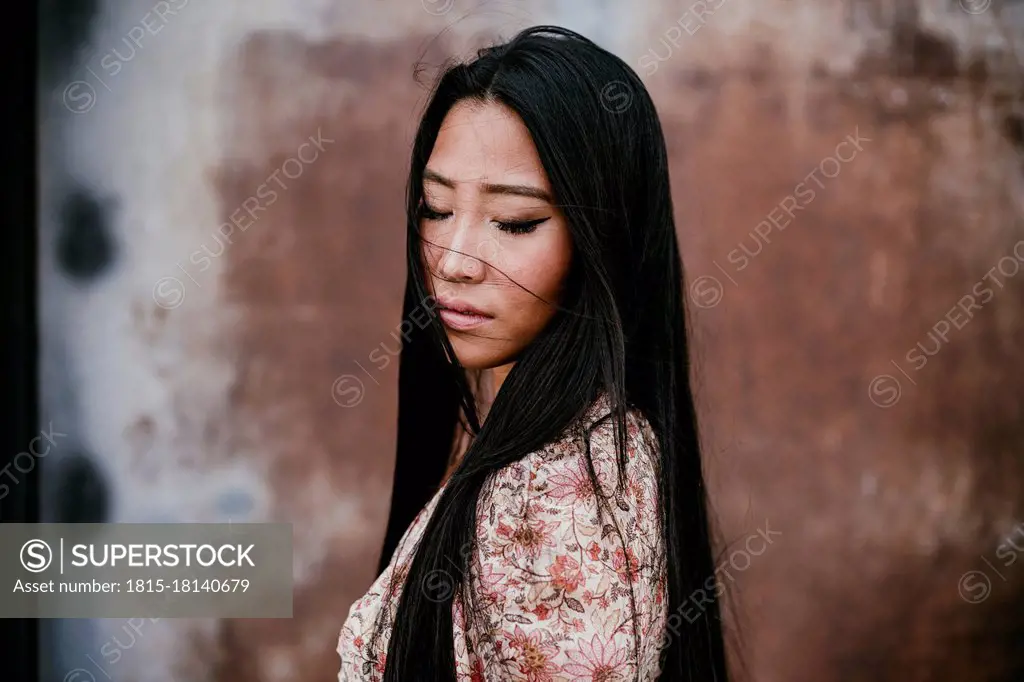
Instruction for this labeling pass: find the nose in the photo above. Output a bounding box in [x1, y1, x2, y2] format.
[436, 215, 487, 284]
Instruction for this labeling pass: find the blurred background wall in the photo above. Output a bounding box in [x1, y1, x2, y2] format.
[37, 0, 1023, 680]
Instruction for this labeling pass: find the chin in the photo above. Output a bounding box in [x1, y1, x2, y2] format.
[448, 340, 513, 371]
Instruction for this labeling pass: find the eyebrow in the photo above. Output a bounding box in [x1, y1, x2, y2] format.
[423, 168, 552, 204]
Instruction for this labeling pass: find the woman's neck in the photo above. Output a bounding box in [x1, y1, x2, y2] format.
[441, 364, 514, 485]
[491, 362, 513, 397]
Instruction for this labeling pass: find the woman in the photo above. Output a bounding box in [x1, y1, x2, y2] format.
[338, 25, 729, 681]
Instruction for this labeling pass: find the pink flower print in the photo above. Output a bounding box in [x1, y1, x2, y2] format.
[628, 478, 645, 509]
[550, 554, 583, 593]
[508, 626, 561, 681]
[469, 656, 485, 682]
[496, 517, 556, 561]
[530, 602, 552, 620]
[611, 547, 640, 582]
[373, 651, 386, 675]
[547, 461, 600, 504]
[562, 634, 630, 681]
[476, 562, 508, 608]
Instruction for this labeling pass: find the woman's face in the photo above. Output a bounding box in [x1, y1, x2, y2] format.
[419, 99, 573, 374]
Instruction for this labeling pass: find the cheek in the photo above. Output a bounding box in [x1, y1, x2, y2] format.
[500, 230, 572, 322]
[532, 226, 573, 299]
[525, 255, 571, 302]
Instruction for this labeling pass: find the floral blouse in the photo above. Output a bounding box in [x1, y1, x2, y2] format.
[337, 393, 668, 681]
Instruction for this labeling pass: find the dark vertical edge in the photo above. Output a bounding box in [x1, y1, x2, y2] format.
[1, 3, 41, 682]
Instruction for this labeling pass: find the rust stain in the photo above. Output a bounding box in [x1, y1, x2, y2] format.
[659, 15, 1024, 682]
[207, 30, 443, 682]
[204, 14, 1023, 682]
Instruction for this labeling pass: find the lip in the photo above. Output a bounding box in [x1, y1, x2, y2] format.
[435, 295, 493, 331]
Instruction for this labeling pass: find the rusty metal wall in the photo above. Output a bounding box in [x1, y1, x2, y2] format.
[38, 0, 1023, 681]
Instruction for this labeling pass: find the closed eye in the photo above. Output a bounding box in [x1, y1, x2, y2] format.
[418, 203, 451, 221]
[418, 201, 549, 235]
[492, 217, 549, 235]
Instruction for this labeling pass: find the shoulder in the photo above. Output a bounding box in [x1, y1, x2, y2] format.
[472, 389, 666, 597]
[577, 392, 661, 478]
[530, 392, 662, 502]
[465, 393, 668, 678]
[478, 392, 661, 522]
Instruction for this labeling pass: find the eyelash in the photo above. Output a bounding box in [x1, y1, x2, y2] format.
[418, 203, 549, 235]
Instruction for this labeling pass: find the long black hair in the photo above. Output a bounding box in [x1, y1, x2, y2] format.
[373, 25, 729, 681]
